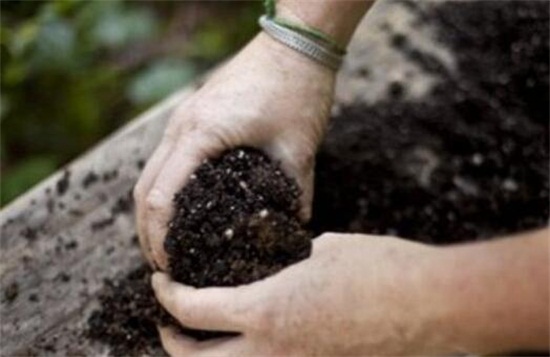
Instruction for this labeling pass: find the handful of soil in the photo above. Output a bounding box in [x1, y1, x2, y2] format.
[165, 147, 312, 287]
[88, 147, 312, 354]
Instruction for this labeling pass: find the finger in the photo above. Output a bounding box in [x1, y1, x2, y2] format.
[135, 140, 177, 267]
[269, 143, 315, 222]
[158, 326, 245, 357]
[279, 163, 314, 222]
[152, 272, 250, 332]
[158, 326, 196, 356]
[146, 135, 223, 269]
[134, 117, 181, 268]
[294, 167, 314, 222]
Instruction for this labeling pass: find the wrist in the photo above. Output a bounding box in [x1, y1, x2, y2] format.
[426, 246, 505, 355]
[395, 245, 457, 355]
[253, 31, 337, 79]
[276, 0, 374, 46]
[424, 235, 549, 355]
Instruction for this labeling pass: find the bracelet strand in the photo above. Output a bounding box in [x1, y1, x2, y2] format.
[262, 0, 346, 70]
[259, 15, 344, 71]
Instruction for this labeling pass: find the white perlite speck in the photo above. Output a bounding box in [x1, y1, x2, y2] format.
[502, 178, 518, 192]
[224, 228, 234, 239]
[471, 153, 484, 166]
[259, 209, 269, 218]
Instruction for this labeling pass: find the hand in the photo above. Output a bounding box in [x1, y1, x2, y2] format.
[151, 233, 448, 356]
[133, 33, 335, 270]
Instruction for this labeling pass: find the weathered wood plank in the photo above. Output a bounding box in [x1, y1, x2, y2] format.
[0, 2, 449, 355]
[0, 87, 197, 356]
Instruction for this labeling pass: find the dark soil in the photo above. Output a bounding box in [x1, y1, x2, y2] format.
[87, 267, 164, 356]
[312, 0, 549, 242]
[3, 282, 19, 304]
[82, 171, 99, 188]
[87, 148, 312, 353]
[56, 170, 71, 196]
[165, 148, 311, 287]
[87, 1, 548, 355]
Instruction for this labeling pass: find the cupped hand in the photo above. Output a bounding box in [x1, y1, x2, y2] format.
[151, 233, 449, 356]
[133, 33, 335, 270]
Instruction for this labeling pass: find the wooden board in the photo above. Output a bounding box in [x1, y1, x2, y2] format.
[0, 2, 451, 355]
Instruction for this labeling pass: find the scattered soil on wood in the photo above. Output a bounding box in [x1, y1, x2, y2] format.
[87, 267, 164, 356]
[56, 170, 71, 196]
[86, 1, 548, 355]
[3, 282, 19, 304]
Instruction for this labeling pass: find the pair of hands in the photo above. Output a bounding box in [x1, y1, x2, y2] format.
[134, 33, 442, 355]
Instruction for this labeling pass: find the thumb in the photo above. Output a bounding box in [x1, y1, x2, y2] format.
[152, 273, 255, 332]
[268, 141, 315, 222]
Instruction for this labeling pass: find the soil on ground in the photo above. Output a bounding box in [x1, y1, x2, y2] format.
[87, 1, 549, 355]
[311, 0, 548, 242]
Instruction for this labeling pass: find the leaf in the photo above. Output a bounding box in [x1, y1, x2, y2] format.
[10, 21, 39, 57]
[91, 3, 158, 49]
[127, 59, 196, 105]
[30, 18, 77, 71]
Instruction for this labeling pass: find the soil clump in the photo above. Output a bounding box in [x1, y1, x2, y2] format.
[165, 148, 311, 287]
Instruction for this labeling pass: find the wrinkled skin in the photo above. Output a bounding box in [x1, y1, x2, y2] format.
[151, 233, 444, 356]
[133, 33, 335, 270]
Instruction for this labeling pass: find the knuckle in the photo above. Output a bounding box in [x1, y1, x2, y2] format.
[162, 119, 180, 141]
[160, 289, 184, 317]
[179, 118, 201, 136]
[150, 243, 166, 265]
[314, 232, 341, 249]
[184, 130, 225, 156]
[293, 150, 315, 173]
[145, 189, 170, 214]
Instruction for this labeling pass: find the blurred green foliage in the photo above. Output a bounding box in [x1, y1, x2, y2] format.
[1, 0, 261, 205]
